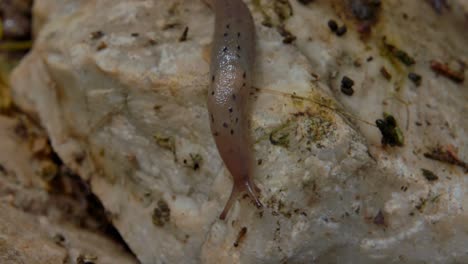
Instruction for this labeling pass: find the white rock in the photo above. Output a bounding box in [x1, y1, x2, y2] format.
[11, 0, 468, 263]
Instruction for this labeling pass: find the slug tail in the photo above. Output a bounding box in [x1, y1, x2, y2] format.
[219, 185, 240, 220]
[219, 179, 263, 220]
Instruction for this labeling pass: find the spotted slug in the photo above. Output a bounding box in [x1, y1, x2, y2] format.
[208, 0, 262, 220]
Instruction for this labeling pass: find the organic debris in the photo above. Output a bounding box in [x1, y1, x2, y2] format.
[424, 145, 468, 172]
[408, 72, 422, 86]
[430, 60, 464, 83]
[341, 76, 355, 95]
[421, 168, 439, 181]
[383, 39, 415, 66]
[376, 113, 404, 147]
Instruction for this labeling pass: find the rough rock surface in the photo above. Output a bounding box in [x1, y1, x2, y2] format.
[0, 203, 136, 264]
[0, 113, 138, 264]
[10, 0, 468, 263]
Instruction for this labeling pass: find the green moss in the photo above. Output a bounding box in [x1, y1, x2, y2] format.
[265, 105, 335, 149]
[415, 197, 427, 212]
[306, 116, 333, 142]
[252, 0, 273, 27]
[273, 0, 293, 22]
[291, 94, 304, 107]
[269, 121, 292, 147]
[153, 132, 175, 152]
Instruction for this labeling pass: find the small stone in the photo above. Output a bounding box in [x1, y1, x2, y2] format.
[336, 25, 347, 36]
[408, 72, 422, 86]
[341, 76, 355, 95]
[328, 20, 338, 32]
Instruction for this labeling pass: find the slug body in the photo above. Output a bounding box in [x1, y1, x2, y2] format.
[208, 0, 262, 219]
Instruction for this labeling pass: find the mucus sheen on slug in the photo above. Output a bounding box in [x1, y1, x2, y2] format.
[207, 0, 262, 220]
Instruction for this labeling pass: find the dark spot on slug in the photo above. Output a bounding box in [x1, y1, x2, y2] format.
[236, 118, 239, 123]
[226, 24, 230, 29]
[232, 94, 236, 100]
[211, 91, 215, 95]
[223, 122, 228, 128]
[237, 54, 241, 58]
[224, 33, 228, 37]
[223, 46, 228, 52]
[229, 107, 233, 113]
[214, 132, 219, 136]
[242, 83, 246, 87]
[231, 129, 234, 135]
[211, 114, 215, 123]
[237, 32, 241, 37]
[212, 75, 215, 82]
[243, 72, 246, 78]
[237, 45, 241, 50]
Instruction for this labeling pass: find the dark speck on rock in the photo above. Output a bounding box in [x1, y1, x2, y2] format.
[90, 30, 104, 40]
[341, 76, 355, 96]
[373, 210, 386, 226]
[336, 25, 347, 36]
[408, 72, 422, 86]
[328, 20, 338, 32]
[421, 168, 439, 181]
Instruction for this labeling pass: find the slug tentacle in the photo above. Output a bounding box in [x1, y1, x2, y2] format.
[243, 177, 263, 208]
[208, 0, 262, 220]
[219, 176, 262, 220]
[219, 185, 239, 220]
